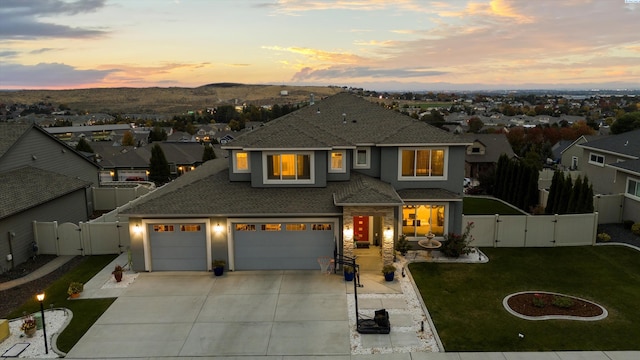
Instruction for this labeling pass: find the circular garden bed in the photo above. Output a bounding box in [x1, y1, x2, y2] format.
[503, 291, 607, 321]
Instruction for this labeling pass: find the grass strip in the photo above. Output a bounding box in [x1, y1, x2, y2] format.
[8, 254, 118, 353]
[410, 246, 640, 351]
[463, 197, 524, 215]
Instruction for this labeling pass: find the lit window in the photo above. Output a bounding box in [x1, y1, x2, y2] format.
[234, 151, 250, 172]
[588, 153, 605, 166]
[354, 147, 370, 168]
[312, 224, 332, 230]
[402, 205, 445, 238]
[153, 225, 174, 232]
[235, 224, 256, 231]
[180, 224, 201, 232]
[399, 148, 446, 179]
[285, 224, 307, 231]
[627, 178, 640, 199]
[329, 150, 345, 172]
[264, 152, 313, 183]
[261, 224, 281, 231]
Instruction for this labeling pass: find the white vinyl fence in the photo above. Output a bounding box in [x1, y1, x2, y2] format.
[93, 183, 154, 211]
[33, 220, 131, 256]
[463, 213, 598, 248]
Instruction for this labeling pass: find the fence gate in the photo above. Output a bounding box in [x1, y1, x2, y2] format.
[57, 222, 84, 255]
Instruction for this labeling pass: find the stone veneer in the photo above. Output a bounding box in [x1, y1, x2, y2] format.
[342, 206, 395, 265]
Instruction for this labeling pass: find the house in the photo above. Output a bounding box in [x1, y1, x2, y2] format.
[557, 135, 602, 170]
[0, 123, 100, 272]
[122, 93, 471, 272]
[463, 134, 515, 180]
[578, 129, 640, 222]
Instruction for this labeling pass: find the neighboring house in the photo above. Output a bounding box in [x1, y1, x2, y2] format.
[122, 93, 471, 272]
[578, 129, 640, 222]
[463, 134, 515, 180]
[93, 142, 206, 182]
[558, 135, 601, 170]
[0, 123, 100, 272]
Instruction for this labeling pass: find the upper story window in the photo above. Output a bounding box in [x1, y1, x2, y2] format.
[233, 151, 250, 173]
[627, 178, 640, 199]
[329, 150, 346, 173]
[354, 147, 370, 169]
[588, 153, 605, 167]
[263, 151, 314, 184]
[399, 148, 446, 180]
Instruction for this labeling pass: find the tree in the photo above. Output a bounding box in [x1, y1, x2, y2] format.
[75, 138, 94, 153]
[545, 170, 562, 214]
[122, 131, 135, 146]
[149, 126, 167, 142]
[148, 144, 170, 185]
[611, 112, 640, 134]
[202, 144, 216, 162]
[467, 116, 484, 133]
[567, 176, 583, 213]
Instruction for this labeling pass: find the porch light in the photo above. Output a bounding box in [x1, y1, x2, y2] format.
[343, 226, 353, 238]
[214, 223, 224, 233]
[133, 224, 142, 234]
[384, 227, 393, 239]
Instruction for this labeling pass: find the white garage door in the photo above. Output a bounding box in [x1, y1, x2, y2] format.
[233, 221, 336, 270]
[149, 223, 207, 271]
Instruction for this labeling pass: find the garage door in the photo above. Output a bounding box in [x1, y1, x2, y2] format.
[233, 222, 335, 270]
[149, 223, 207, 271]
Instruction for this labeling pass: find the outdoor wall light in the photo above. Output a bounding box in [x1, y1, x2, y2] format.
[343, 226, 353, 238]
[133, 224, 142, 234]
[214, 223, 224, 233]
[383, 227, 393, 239]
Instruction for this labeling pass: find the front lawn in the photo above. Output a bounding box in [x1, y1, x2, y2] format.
[8, 255, 117, 353]
[410, 246, 640, 351]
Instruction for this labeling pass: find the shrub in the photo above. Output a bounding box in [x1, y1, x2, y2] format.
[552, 295, 574, 308]
[395, 234, 411, 256]
[441, 222, 475, 258]
[68, 281, 84, 295]
[632, 223, 640, 236]
[382, 264, 396, 274]
[343, 265, 354, 274]
[532, 294, 546, 308]
[212, 259, 226, 268]
[597, 232, 611, 242]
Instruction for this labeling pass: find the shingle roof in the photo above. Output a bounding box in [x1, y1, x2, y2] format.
[462, 133, 515, 164]
[95, 142, 205, 168]
[608, 158, 640, 176]
[225, 93, 468, 150]
[396, 188, 462, 201]
[0, 166, 91, 219]
[0, 123, 31, 158]
[578, 129, 640, 159]
[333, 173, 403, 206]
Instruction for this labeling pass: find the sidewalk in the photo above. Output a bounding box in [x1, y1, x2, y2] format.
[0, 256, 75, 292]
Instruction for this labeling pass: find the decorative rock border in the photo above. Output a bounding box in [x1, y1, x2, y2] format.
[503, 291, 608, 321]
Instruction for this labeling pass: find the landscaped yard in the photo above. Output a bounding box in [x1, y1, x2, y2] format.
[410, 246, 640, 351]
[463, 196, 524, 215]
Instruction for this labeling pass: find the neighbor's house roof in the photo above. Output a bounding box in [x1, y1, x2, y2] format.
[223, 92, 470, 150]
[0, 166, 91, 220]
[578, 129, 640, 159]
[94, 142, 205, 168]
[122, 159, 405, 217]
[463, 133, 515, 164]
[608, 159, 640, 176]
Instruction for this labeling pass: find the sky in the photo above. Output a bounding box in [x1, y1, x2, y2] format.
[1, 0, 639, 91]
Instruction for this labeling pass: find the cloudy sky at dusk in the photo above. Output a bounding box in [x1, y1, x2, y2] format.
[1, 0, 639, 91]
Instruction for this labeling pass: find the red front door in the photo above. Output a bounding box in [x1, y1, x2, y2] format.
[353, 216, 369, 243]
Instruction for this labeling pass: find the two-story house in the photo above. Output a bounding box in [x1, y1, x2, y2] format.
[123, 93, 471, 272]
[578, 129, 640, 223]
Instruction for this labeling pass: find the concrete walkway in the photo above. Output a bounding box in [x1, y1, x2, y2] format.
[0, 255, 75, 291]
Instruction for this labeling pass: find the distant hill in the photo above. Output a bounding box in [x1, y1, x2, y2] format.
[0, 84, 343, 114]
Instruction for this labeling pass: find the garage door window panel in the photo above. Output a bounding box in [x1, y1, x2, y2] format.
[286, 224, 307, 231]
[180, 224, 201, 231]
[153, 225, 174, 232]
[261, 224, 282, 231]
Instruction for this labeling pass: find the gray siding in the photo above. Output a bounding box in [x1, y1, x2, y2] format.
[0, 189, 88, 273]
[349, 147, 381, 178]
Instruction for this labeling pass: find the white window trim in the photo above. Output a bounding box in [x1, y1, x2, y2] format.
[232, 150, 250, 173]
[262, 151, 315, 184]
[329, 150, 346, 173]
[400, 203, 448, 240]
[353, 147, 371, 169]
[588, 152, 605, 167]
[626, 178, 640, 200]
[397, 147, 448, 181]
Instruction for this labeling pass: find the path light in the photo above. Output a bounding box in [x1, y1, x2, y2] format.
[36, 291, 48, 354]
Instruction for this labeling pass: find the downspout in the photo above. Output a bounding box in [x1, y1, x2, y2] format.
[7, 231, 15, 269]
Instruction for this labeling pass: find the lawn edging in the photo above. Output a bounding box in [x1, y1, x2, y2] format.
[503, 291, 608, 321]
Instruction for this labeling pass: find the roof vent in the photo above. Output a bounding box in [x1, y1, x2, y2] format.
[352, 119, 357, 123]
[342, 113, 346, 124]
[317, 108, 320, 114]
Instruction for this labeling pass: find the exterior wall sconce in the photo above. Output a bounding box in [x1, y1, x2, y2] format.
[133, 224, 142, 234]
[214, 223, 224, 233]
[383, 227, 393, 239]
[343, 226, 353, 238]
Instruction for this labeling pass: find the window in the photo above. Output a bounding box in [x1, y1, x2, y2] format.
[233, 151, 250, 173]
[153, 225, 174, 232]
[627, 178, 640, 199]
[589, 153, 605, 166]
[235, 224, 256, 231]
[329, 150, 346, 173]
[264, 152, 313, 183]
[180, 224, 201, 232]
[399, 148, 446, 179]
[285, 224, 307, 231]
[261, 224, 281, 231]
[354, 147, 370, 169]
[312, 224, 332, 230]
[402, 205, 445, 238]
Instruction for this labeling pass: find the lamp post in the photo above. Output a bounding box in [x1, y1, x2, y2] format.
[36, 291, 48, 354]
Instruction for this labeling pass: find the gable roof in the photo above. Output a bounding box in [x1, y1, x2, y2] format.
[578, 129, 640, 159]
[0, 166, 91, 219]
[223, 92, 470, 150]
[462, 133, 515, 163]
[608, 158, 640, 176]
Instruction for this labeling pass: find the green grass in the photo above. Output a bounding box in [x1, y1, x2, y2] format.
[463, 197, 524, 215]
[9, 255, 118, 353]
[409, 246, 640, 351]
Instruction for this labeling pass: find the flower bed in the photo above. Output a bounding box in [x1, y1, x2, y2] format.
[504, 291, 607, 321]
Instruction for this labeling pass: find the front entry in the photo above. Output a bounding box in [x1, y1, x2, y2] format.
[353, 216, 369, 248]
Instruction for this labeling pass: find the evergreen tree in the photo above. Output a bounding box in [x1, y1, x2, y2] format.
[578, 177, 594, 213]
[493, 155, 509, 198]
[148, 144, 170, 185]
[567, 176, 583, 213]
[202, 144, 216, 162]
[557, 175, 572, 214]
[545, 170, 561, 214]
[527, 166, 540, 211]
[149, 126, 168, 142]
[75, 138, 94, 153]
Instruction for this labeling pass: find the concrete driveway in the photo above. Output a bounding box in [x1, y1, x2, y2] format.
[66, 270, 351, 358]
